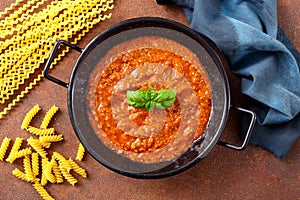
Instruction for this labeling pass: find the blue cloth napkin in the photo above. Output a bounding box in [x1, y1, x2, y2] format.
[157, 0, 300, 158]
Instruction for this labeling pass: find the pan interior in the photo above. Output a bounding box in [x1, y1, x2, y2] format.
[68, 18, 229, 178]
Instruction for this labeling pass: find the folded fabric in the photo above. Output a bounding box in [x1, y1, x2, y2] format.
[157, 0, 300, 158]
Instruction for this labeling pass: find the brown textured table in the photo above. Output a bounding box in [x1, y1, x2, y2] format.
[0, 0, 299, 199]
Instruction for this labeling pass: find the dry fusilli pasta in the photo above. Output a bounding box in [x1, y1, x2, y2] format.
[6, 148, 32, 163]
[76, 143, 85, 161]
[59, 166, 78, 186]
[12, 168, 30, 182]
[6, 137, 23, 162]
[40, 158, 48, 186]
[27, 137, 47, 158]
[51, 157, 63, 183]
[21, 105, 41, 130]
[2, 104, 92, 199]
[40, 105, 59, 129]
[52, 152, 72, 172]
[68, 158, 87, 178]
[23, 155, 35, 181]
[43, 158, 56, 184]
[12, 168, 38, 183]
[0, 137, 11, 161]
[39, 134, 63, 143]
[27, 126, 55, 136]
[31, 152, 39, 177]
[32, 181, 55, 200]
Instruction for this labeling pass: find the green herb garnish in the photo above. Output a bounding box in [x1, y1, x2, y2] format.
[126, 87, 176, 112]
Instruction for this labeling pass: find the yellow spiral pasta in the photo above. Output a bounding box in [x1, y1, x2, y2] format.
[51, 158, 63, 183]
[31, 152, 39, 177]
[0, 137, 11, 161]
[6, 137, 23, 162]
[6, 148, 32, 164]
[39, 134, 63, 143]
[68, 158, 87, 178]
[76, 143, 85, 161]
[7, 137, 23, 154]
[40, 105, 59, 129]
[21, 105, 41, 130]
[27, 126, 55, 136]
[52, 152, 72, 172]
[23, 155, 35, 181]
[40, 158, 48, 186]
[27, 137, 47, 158]
[12, 168, 39, 183]
[12, 168, 30, 182]
[43, 158, 56, 184]
[32, 181, 55, 200]
[1, 104, 92, 199]
[59, 166, 78, 186]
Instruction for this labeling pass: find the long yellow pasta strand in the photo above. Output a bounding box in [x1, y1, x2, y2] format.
[27, 137, 47, 158]
[40, 105, 59, 129]
[0, 137, 11, 161]
[68, 158, 87, 178]
[0, 0, 114, 120]
[32, 181, 55, 200]
[75, 143, 85, 161]
[0, 0, 25, 19]
[21, 105, 41, 130]
[40, 157, 48, 186]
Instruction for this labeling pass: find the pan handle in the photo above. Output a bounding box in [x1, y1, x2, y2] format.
[44, 40, 83, 88]
[217, 105, 256, 151]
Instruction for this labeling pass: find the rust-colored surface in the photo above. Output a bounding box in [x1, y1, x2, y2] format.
[0, 0, 299, 199]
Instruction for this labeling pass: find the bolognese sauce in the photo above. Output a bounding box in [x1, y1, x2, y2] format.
[94, 47, 212, 156]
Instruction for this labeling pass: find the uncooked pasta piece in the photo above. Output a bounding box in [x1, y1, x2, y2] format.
[12, 168, 38, 183]
[59, 166, 78, 186]
[40, 105, 59, 129]
[39, 134, 63, 143]
[40, 158, 48, 186]
[23, 155, 35, 181]
[12, 168, 29, 182]
[32, 181, 55, 200]
[76, 143, 85, 161]
[52, 152, 72, 172]
[27, 137, 47, 158]
[27, 126, 55, 136]
[43, 158, 56, 184]
[7, 137, 23, 156]
[21, 105, 41, 130]
[31, 152, 39, 177]
[6, 148, 32, 163]
[51, 158, 63, 183]
[0, 137, 11, 161]
[68, 158, 87, 178]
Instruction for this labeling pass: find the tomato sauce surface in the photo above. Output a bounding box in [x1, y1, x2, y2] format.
[94, 47, 212, 156]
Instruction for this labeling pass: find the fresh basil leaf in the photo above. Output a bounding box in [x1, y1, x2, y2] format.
[145, 87, 157, 100]
[155, 90, 176, 103]
[154, 90, 176, 109]
[127, 90, 147, 107]
[145, 101, 155, 112]
[126, 87, 176, 111]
